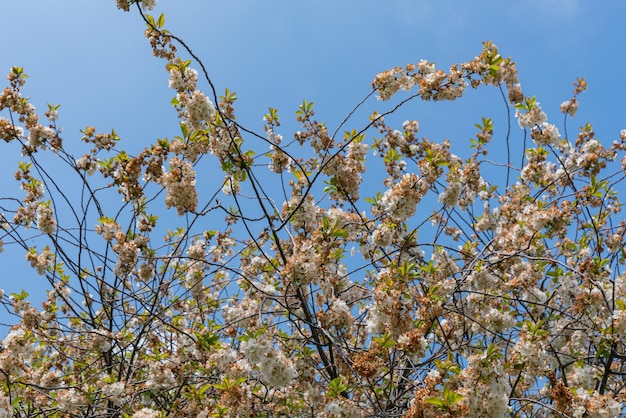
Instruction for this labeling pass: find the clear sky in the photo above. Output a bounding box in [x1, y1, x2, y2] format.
[2, 0, 626, 330]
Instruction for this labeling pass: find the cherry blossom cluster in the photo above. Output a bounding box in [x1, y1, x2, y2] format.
[1, 7, 626, 417]
[160, 157, 198, 215]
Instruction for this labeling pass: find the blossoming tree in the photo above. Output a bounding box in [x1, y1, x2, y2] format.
[1, 1, 625, 417]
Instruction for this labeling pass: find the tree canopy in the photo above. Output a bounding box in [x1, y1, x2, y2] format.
[1, 1, 625, 417]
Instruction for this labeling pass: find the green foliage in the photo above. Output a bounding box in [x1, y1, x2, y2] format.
[425, 388, 466, 411]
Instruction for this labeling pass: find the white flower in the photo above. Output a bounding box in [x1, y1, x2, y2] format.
[168, 67, 198, 91]
[56, 388, 84, 413]
[137, 263, 155, 281]
[370, 224, 393, 248]
[240, 338, 272, 365]
[141, 0, 156, 11]
[3, 327, 26, 351]
[531, 122, 561, 146]
[417, 59, 436, 74]
[145, 365, 177, 390]
[516, 104, 547, 129]
[46, 109, 59, 122]
[569, 364, 597, 388]
[221, 176, 239, 195]
[36, 203, 56, 234]
[116, 0, 130, 10]
[184, 90, 216, 130]
[75, 155, 98, 175]
[103, 381, 126, 404]
[542, 123, 560, 145]
[366, 303, 391, 334]
[560, 99, 578, 117]
[606, 233, 623, 253]
[377, 173, 425, 222]
[259, 352, 296, 387]
[0, 394, 10, 418]
[132, 408, 161, 418]
[438, 182, 462, 206]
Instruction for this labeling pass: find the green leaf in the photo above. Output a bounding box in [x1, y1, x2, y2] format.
[424, 397, 444, 408]
[221, 88, 237, 102]
[373, 333, 395, 349]
[145, 14, 155, 27]
[98, 216, 115, 224]
[156, 13, 165, 28]
[384, 148, 401, 163]
[443, 388, 465, 406]
[179, 122, 189, 139]
[18, 161, 32, 173]
[484, 343, 502, 361]
[196, 332, 220, 349]
[11, 66, 28, 78]
[11, 289, 29, 301]
[327, 377, 348, 397]
[296, 100, 314, 116]
[425, 388, 465, 411]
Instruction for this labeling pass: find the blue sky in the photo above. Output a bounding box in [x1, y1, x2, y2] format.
[2, 0, 626, 330]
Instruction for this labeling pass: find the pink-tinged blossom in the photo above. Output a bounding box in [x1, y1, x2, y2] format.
[531, 122, 561, 146]
[570, 390, 622, 418]
[324, 399, 362, 418]
[95, 220, 121, 241]
[132, 408, 161, 418]
[168, 67, 198, 91]
[145, 362, 177, 391]
[516, 104, 547, 129]
[183, 90, 216, 131]
[141, 0, 156, 10]
[115, 0, 130, 10]
[0, 117, 24, 141]
[137, 262, 155, 281]
[0, 394, 9, 418]
[160, 157, 198, 215]
[320, 298, 354, 329]
[377, 173, 426, 222]
[240, 338, 296, 387]
[459, 351, 511, 417]
[112, 240, 140, 278]
[223, 298, 261, 328]
[25, 246, 54, 275]
[240, 338, 272, 365]
[36, 203, 56, 234]
[283, 190, 318, 232]
[3, 327, 28, 353]
[438, 181, 462, 206]
[258, 351, 297, 388]
[75, 154, 98, 175]
[102, 381, 126, 405]
[28, 124, 55, 151]
[56, 388, 85, 413]
[560, 99, 578, 117]
[475, 210, 497, 233]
